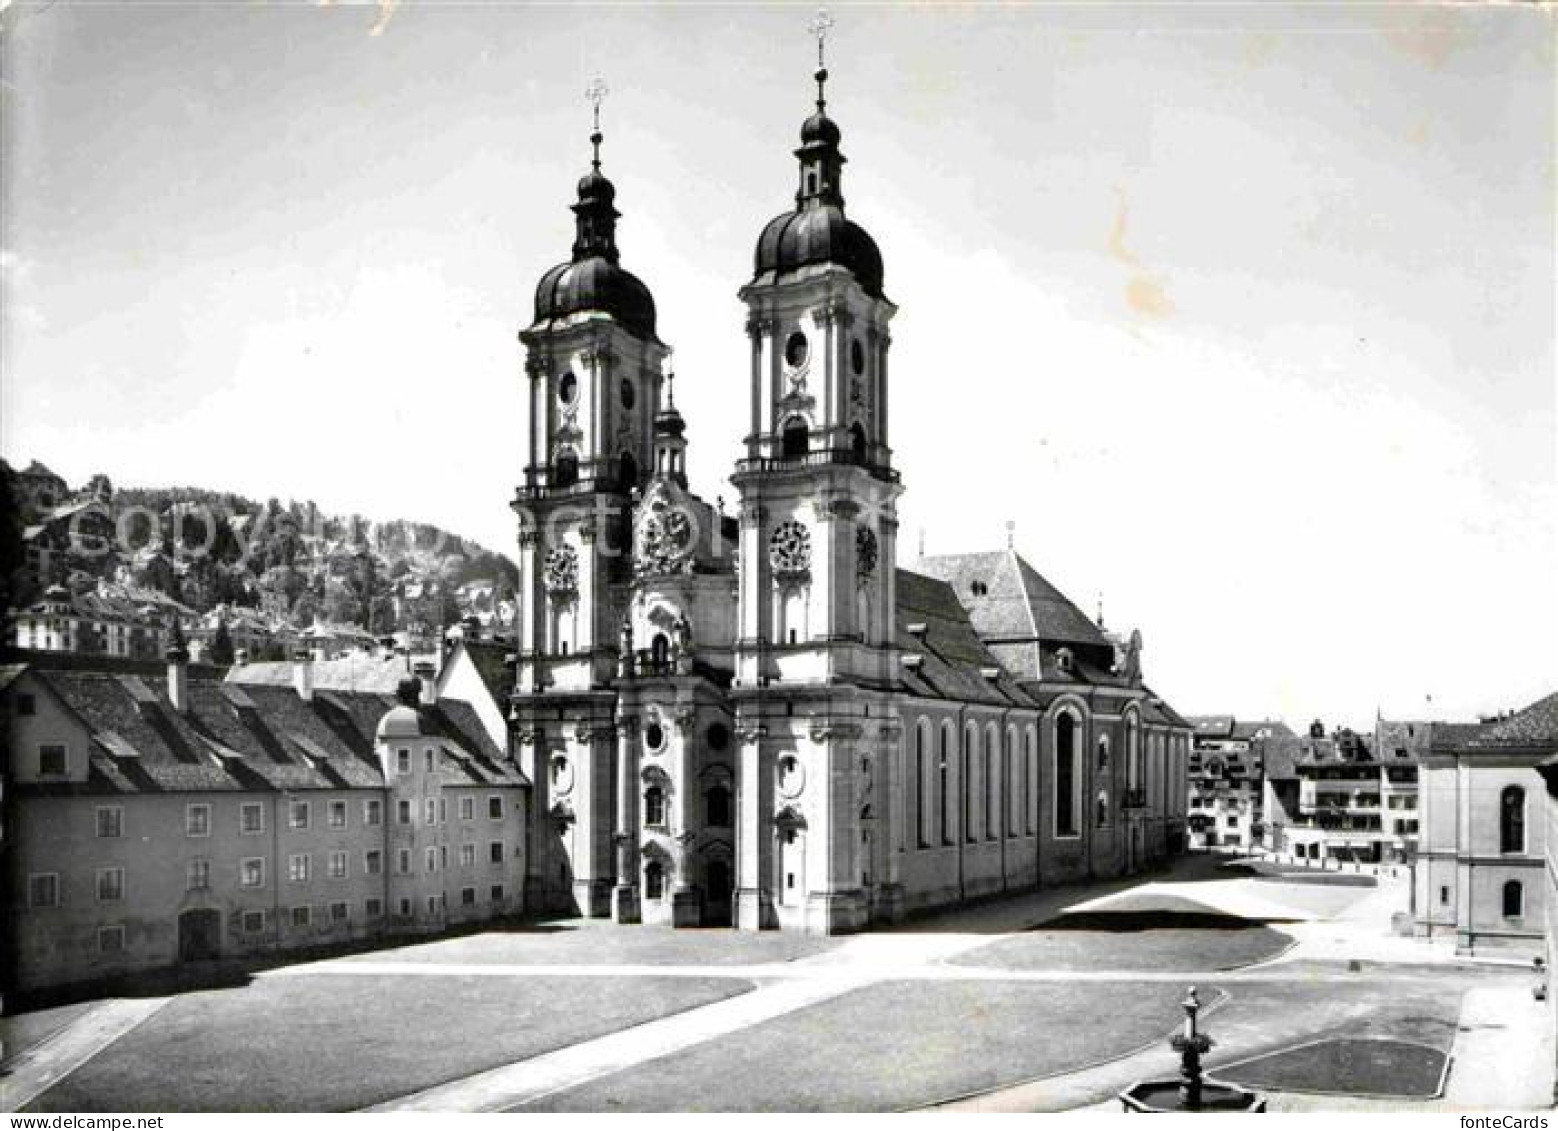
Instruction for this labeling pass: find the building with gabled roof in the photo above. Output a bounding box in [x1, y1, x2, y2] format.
[1414, 692, 1557, 955]
[0, 648, 529, 996]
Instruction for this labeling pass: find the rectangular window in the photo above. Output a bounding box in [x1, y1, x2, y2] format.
[291, 905, 311, 928]
[460, 843, 476, 868]
[241, 802, 264, 834]
[365, 850, 383, 876]
[397, 748, 411, 775]
[328, 851, 347, 879]
[16, 692, 35, 716]
[425, 748, 435, 773]
[439, 798, 447, 824]
[425, 799, 437, 826]
[427, 895, 440, 915]
[96, 806, 123, 838]
[98, 925, 125, 954]
[241, 857, 266, 888]
[186, 803, 211, 837]
[242, 910, 265, 934]
[289, 800, 310, 829]
[1440, 885, 1450, 906]
[398, 898, 412, 917]
[490, 884, 504, 903]
[488, 796, 503, 820]
[364, 799, 382, 826]
[396, 849, 411, 875]
[328, 801, 347, 828]
[397, 800, 412, 825]
[187, 858, 211, 891]
[96, 867, 124, 903]
[28, 873, 59, 908]
[461, 797, 474, 821]
[289, 854, 311, 883]
[39, 743, 66, 776]
[330, 901, 349, 923]
[366, 898, 383, 919]
[489, 841, 503, 864]
[461, 887, 476, 906]
[440, 845, 448, 870]
[425, 846, 437, 873]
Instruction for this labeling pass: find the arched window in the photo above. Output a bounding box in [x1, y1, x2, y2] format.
[1126, 713, 1142, 792]
[644, 859, 665, 901]
[964, 722, 978, 843]
[705, 785, 731, 828]
[849, 423, 868, 462]
[1503, 880, 1524, 918]
[1007, 725, 1021, 834]
[650, 633, 670, 671]
[1097, 735, 1111, 772]
[914, 719, 929, 849]
[781, 418, 809, 459]
[1500, 786, 1525, 854]
[618, 451, 639, 493]
[1055, 711, 1078, 837]
[939, 722, 953, 846]
[553, 450, 579, 489]
[644, 786, 666, 828]
[1096, 790, 1110, 828]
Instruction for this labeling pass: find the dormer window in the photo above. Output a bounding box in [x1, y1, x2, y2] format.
[970, 581, 988, 597]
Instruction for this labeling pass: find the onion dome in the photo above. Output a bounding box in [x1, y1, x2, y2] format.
[531, 124, 658, 339]
[752, 65, 884, 299]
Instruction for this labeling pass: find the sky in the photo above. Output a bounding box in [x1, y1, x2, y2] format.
[1, 1, 1553, 728]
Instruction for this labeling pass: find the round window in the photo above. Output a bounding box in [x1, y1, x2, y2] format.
[784, 331, 809, 368]
[558, 372, 578, 405]
[851, 339, 865, 375]
[644, 721, 666, 752]
[707, 722, 730, 751]
[620, 378, 636, 410]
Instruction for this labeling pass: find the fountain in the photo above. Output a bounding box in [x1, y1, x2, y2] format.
[1118, 987, 1267, 1113]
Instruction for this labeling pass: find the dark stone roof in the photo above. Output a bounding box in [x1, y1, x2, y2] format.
[10, 668, 525, 797]
[894, 569, 1037, 707]
[753, 204, 884, 299]
[1456, 692, 1558, 753]
[455, 639, 516, 705]
[915, 551, 1111, 653]
[532, 256, 657, 340]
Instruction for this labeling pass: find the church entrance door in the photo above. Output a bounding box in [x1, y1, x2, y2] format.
[178, 908, 221, 962]
[705, 859, 733, 927]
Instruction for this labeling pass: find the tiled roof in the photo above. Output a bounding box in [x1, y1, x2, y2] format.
[228, 654, 412, 694]
[915, 550, 1110, 649]
[452, 640, 516, 705]
[1460, 692, 1558, 752]
[12, 668, 523, 796]
[894, 569, 1037, 707]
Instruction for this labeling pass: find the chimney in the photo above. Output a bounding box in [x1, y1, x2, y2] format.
[414, 660, 438, 706]
[166, 625, 190, 714]
[293, 649, 314, 702]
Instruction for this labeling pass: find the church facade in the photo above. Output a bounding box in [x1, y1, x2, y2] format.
[508, 63, 1193, 934]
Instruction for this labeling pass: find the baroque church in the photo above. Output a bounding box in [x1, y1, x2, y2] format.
[509, 50, 1194, 934]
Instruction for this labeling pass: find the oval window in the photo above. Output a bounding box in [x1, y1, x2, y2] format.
[851, 339, 865, 375]
[784, 331, 809, 368]
[620, 378, 636, 410]
[558, 372, 578, 405]
[644, 722, 666, 752]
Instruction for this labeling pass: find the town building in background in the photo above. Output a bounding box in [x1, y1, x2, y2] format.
[1413, 692, 1555, 955]
[1185, 716, 1292, 851]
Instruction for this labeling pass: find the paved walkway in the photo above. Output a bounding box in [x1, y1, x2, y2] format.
[0, 998, 169, 1114]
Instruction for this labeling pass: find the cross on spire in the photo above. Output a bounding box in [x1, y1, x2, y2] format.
[808, 7, 834, 107]
[585, 74, 609, 169]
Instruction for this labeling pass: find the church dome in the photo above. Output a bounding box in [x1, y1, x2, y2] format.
[754, 204, 883, 299]
[799, 109, 841, 147]
[533, 257, 657, 339]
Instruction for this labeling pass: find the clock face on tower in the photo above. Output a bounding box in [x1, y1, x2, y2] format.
[769, 520, 812, 576]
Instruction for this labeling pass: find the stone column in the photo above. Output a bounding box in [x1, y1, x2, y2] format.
[612, 714, 641, 923]
[735, 723, 773, 930]
[879, 720, 906, 922]
[670, 708, 701, 927]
